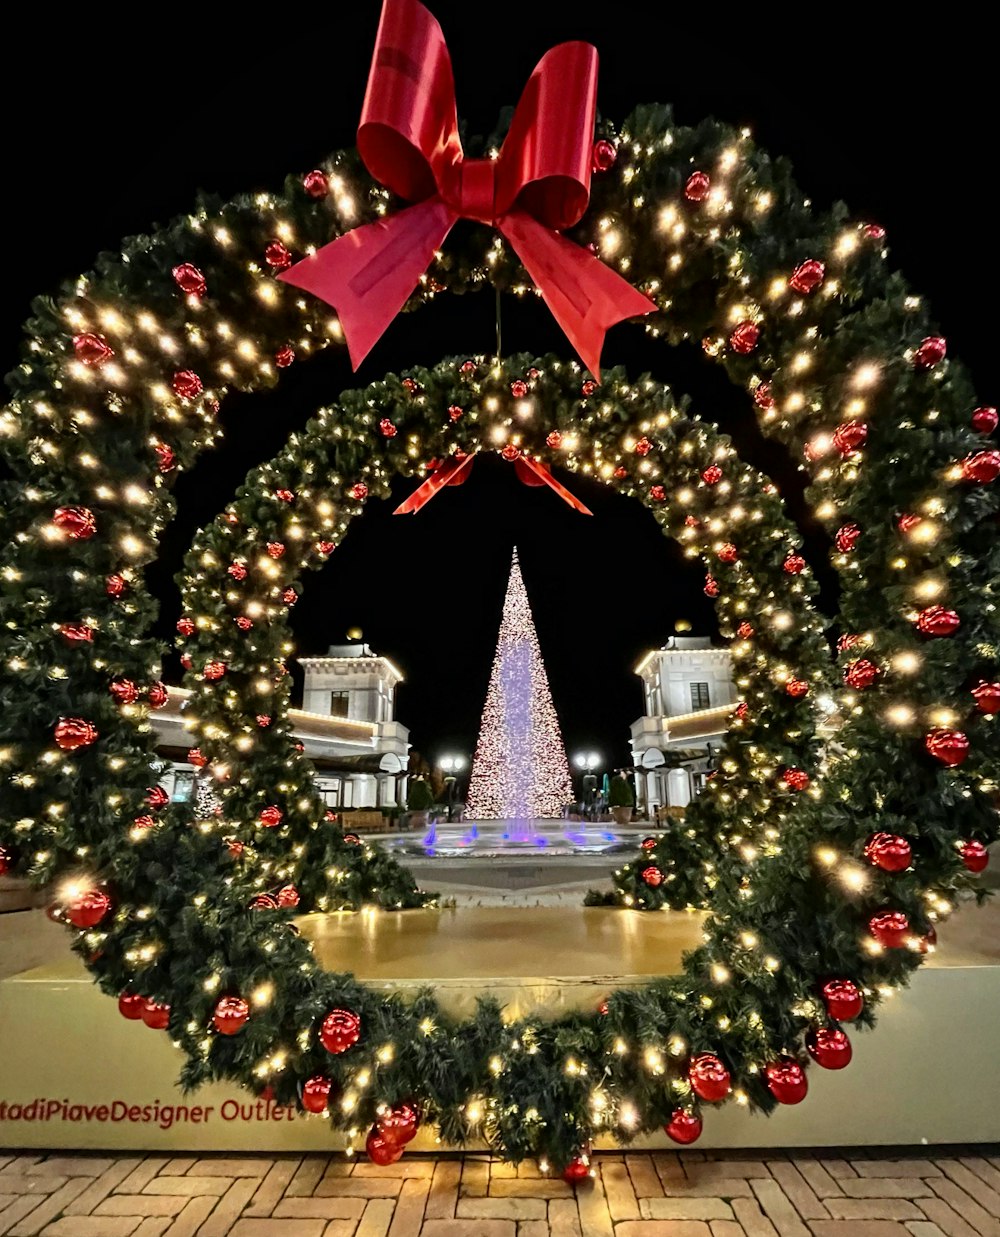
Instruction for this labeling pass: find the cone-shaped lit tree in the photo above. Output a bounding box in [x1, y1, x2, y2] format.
[466, 549, 574, 819]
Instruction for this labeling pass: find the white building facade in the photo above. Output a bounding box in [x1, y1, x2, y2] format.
[152, 643, 410, 813]
[629, 636, 736, 814]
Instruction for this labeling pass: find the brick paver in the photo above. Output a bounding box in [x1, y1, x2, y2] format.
[0, 1145, 997, 1235]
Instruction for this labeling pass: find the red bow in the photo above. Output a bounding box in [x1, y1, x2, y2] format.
[395, 453, 593, 516]
[279, 0, 653, 375]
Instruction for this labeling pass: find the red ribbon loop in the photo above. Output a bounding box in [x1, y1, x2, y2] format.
[279, 0, 654, 375]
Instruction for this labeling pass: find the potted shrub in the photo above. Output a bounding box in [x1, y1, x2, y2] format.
[608, 774, 635, 826]
[406, 778, 434, 830]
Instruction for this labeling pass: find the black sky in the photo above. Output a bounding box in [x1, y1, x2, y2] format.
[2, 6, 995, 772]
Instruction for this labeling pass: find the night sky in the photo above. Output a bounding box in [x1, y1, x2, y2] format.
[3, 7, 995, 773]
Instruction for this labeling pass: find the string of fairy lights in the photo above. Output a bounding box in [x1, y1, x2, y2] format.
[0, 97, 997, 1170]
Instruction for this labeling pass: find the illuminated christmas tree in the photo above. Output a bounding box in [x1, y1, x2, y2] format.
[466, 549, 573, 819]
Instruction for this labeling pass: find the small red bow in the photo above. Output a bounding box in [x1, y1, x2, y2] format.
[395, 452, 592, 516]
[279, 0, 653, 375]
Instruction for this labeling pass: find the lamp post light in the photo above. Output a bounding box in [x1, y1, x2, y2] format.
[438, 754, 467, 821]
[572, 751, 602, 819]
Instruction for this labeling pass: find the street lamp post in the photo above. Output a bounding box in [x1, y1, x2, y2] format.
[572, 751, 602, 819]
[438, 753, 468, 822]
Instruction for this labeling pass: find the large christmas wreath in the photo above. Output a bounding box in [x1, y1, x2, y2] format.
[2, 1, 999, 1170]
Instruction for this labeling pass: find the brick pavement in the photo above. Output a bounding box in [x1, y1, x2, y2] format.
[1, 1147, 999, 1237]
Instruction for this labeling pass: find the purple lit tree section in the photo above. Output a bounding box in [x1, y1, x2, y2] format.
[466, 549, 573, 820]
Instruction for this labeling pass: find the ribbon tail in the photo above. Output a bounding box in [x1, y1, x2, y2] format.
[279, 198, 456, 369]
[394, 453, 475, 514]
[514, 456, 593, 514]
[499, 213, 655, 379]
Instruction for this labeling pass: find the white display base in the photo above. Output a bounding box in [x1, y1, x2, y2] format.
[1, 904, 998, 1151]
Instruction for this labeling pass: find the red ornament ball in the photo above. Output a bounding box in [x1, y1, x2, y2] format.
[689, 1053, 731, 1102]
[635, 436, 653, 456]
[154, 443, 176, 472]
[765, 1057, 808, 1104]
[592, 138, 617, 172]
[835, 523, 861, 553]
[187, 748, 206, 767]
[53, 506, 97, 539]
[59, 623, 94, 643]
[366, 1127, 403, 1166]
[650, 484, 666, 501]
[821, 978, 864, 1022]
[275, 344, 295, 368]
[833, 421, 869, 457]
[72, 332, 114, 366]
[734, 701, 749, 721]
[641, 865, 664, 887]
[256, 715, 272, 727]
[213, 996, 250, 1036]
[961, 450, 1000, 483]
[972, 406, 998, 434]
[447, 404, 464, 422]
[613, 466, 627, 480]
[869, 910, 910, 948]
[785, 679, 809, 699]
[343, 833, 362, 844]
[582, 379, 599, 396]
[665, 1108, 703, 1144]
[235, 616, 253, 631]
[959, 839, 989, 873]
[172, 263, 206, 297]
[729, 321, 760, 354]
[684, 171, 710, 202]
[789, 259, 825, 294]
[864, 222, 886, 240]
[303, 169, 329, 198]
[379, 418, 397, 438]
[106, 573, 127, 598]
[316, 540, 336, 556]
[781, 767, 810, 792]
[203, 660, 226, 681]
[0, 845, 10, 877]
[109, 678, 139, 705]
[736, 621, 754, 638]
[351, 483, 369, 501]
[301, 1075, 333, 1113]
[132, 814, 155, 831]
[141, 1000, 171, 1030]
[562, 1155, 592, 1183]
[118, 991, 146, 1020]
[321, 1008, 361, 1055]
[924, 729, 969, 767]
[704, 576, 720, 598]
[844, 659, 880, 690]
[898, 512, 922, 534]
[264, 240, 292, 270]
[267, 542, 285, 559]
[259, 805, 283, 828]
[864, 832, 912, 873]
[916, 605, 960, 637]
[172, 369, 203, 399]
[510, 379, 528, 398]
[401, 377, 419, 394]
[718, 542, 739, 564]
[640, 836, 658, 850]
[277, 884, 300, 908]
[66, 888, 111, 929]
[972, 681, 1000, 715]
[378, 1102, 420, 1147]
[753, 382, 775, 410]
[228, 561, 248, 580]
[54, 717, 98, 751]
[546, 430, 562, 449]
[914, 336, 947, 369]
[251, 894, 278, 911]
[783, 552, 806, 575]
[282, 588, 298, 606]
[807, 1027, 852, 1070]
[501, 443, 521, 462]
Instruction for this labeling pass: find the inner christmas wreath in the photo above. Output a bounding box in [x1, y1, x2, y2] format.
[1, 0, 998, 1173]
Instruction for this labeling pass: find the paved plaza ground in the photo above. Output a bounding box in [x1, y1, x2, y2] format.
[3, 1146, 1000, 1236]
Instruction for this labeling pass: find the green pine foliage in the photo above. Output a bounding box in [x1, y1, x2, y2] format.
[608, 774, 635, 808]
[406, 778, 435, 811]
